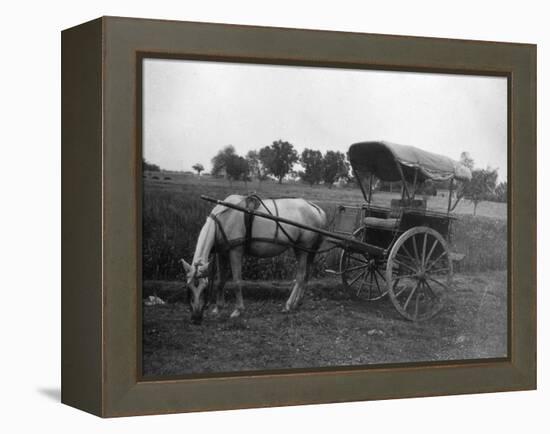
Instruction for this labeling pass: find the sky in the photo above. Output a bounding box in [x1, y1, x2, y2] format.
[143, 58, 507, 182]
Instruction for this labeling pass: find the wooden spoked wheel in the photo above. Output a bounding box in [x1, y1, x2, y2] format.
[386, 227, 453, 321]
[340, 228, 388, 301]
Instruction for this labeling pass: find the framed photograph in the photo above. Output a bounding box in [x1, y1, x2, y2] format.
[62, 16, 536, 417]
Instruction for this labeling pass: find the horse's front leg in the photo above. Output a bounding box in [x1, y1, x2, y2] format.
[211, 253, 228, 315]
[229, 248, 245, 318]
[284, 250, 309, 312]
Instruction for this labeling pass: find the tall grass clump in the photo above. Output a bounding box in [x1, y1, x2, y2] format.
[142, 179, 507, 282]
[451, 215, 507, 272]
[142, 188, 211, 280]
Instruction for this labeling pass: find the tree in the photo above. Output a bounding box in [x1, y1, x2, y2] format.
[258, 140, 298, 184]
[211, 145, 249, 185]
[258, 146, 273, 181]
[462, 168, 498, 215]
[211, 145, 237, 177]
[192, 163, 204, 176]
[460, 151, 475, 170]
[494, 181, 508, 203]
[323, 151, 349, 188]
[143, 159, 160, 172]
[225, 154, 249, 186]
[246, 150, 268, 182]
[299, 148, 324, 186]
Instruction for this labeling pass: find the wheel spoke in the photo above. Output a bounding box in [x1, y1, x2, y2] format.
[403, 281, 420, 311]
[400, 244, 418, 266]
[412, 235, 421, 266]
[345, 264, 370, 273]
[366, 271, 373, 299]
[394, 285, 411, 298]
[425, 238, 439, 266]
[396, 253, 416, 265]
[421, 233, 428, 269]
[372, 270, 382, 295]
[357, 270, 369, 296]
[396, 255, 417, 272]
[393, 258, 418, 274]
[392, 273, 418, 280]
[349, 270, 365, 286]
[422, 280, 438, 300]
[427, 275, 449, 290]
[413, 291, 421, 320]
[347, 254, 369, 265]
[425, 251, 448, 272]
[430, 267, 450, 275]
[374, 267, 387, 282]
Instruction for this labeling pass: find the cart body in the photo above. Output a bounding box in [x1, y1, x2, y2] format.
[333, 141, 472, 320]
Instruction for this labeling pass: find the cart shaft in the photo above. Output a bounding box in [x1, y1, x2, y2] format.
[201, 195, 386, 256]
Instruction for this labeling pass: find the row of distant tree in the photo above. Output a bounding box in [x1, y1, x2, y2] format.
[144, 143, 507, 213]
[206, 140, 350, 188]
[143, 160, 161, 172]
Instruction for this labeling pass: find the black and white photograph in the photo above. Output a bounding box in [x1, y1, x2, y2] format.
[141, 58, 508, 377]
[2, 0, 544, 428]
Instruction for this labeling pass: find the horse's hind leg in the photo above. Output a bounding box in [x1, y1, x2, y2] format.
[306, 250, 317, 281]
[211, 253, 228, 315]
[284, 250, 309, 312]
[229, 248, 245, 318]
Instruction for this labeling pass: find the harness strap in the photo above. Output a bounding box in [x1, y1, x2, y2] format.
[209, 195, 315, 254]
[250, 194, 297, 245]
[272, 199, 279, 239]
[244, 196, 260, 255]
[209, 213, 230, 252]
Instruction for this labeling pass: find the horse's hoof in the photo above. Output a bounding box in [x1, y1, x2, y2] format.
[211, 306, 219, 315]
[230, 309, 241, 319]
[282, 305, 291, 313]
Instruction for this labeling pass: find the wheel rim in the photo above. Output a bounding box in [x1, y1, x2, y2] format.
[386, 227, 452, 321]
[340, 228, 388, 301]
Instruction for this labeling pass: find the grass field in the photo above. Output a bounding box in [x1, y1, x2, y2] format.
[142, 174, 507, 281]
[145, 172, 507, 218]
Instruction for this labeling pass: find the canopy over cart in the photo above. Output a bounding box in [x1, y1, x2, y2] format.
[349, 141, 472, 184]
[349, 141, 471, 211]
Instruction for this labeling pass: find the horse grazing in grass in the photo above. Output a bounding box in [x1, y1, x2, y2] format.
[180, 195, 327, 324]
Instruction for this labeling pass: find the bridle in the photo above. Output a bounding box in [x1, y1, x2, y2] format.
[187, 260, 213, 309]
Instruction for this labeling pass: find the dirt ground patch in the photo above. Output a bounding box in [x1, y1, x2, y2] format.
[142, 271, 507, 377]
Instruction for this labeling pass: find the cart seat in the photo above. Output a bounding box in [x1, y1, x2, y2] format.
[364, 217, 399, 230]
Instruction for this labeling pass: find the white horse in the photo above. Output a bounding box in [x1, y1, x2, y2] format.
[181, 195, 327, 324]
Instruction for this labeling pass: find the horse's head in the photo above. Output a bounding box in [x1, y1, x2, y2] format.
[180, 259, 210, 324]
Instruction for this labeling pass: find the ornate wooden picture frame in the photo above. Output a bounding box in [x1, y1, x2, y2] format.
[61, 16, 536, 417]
